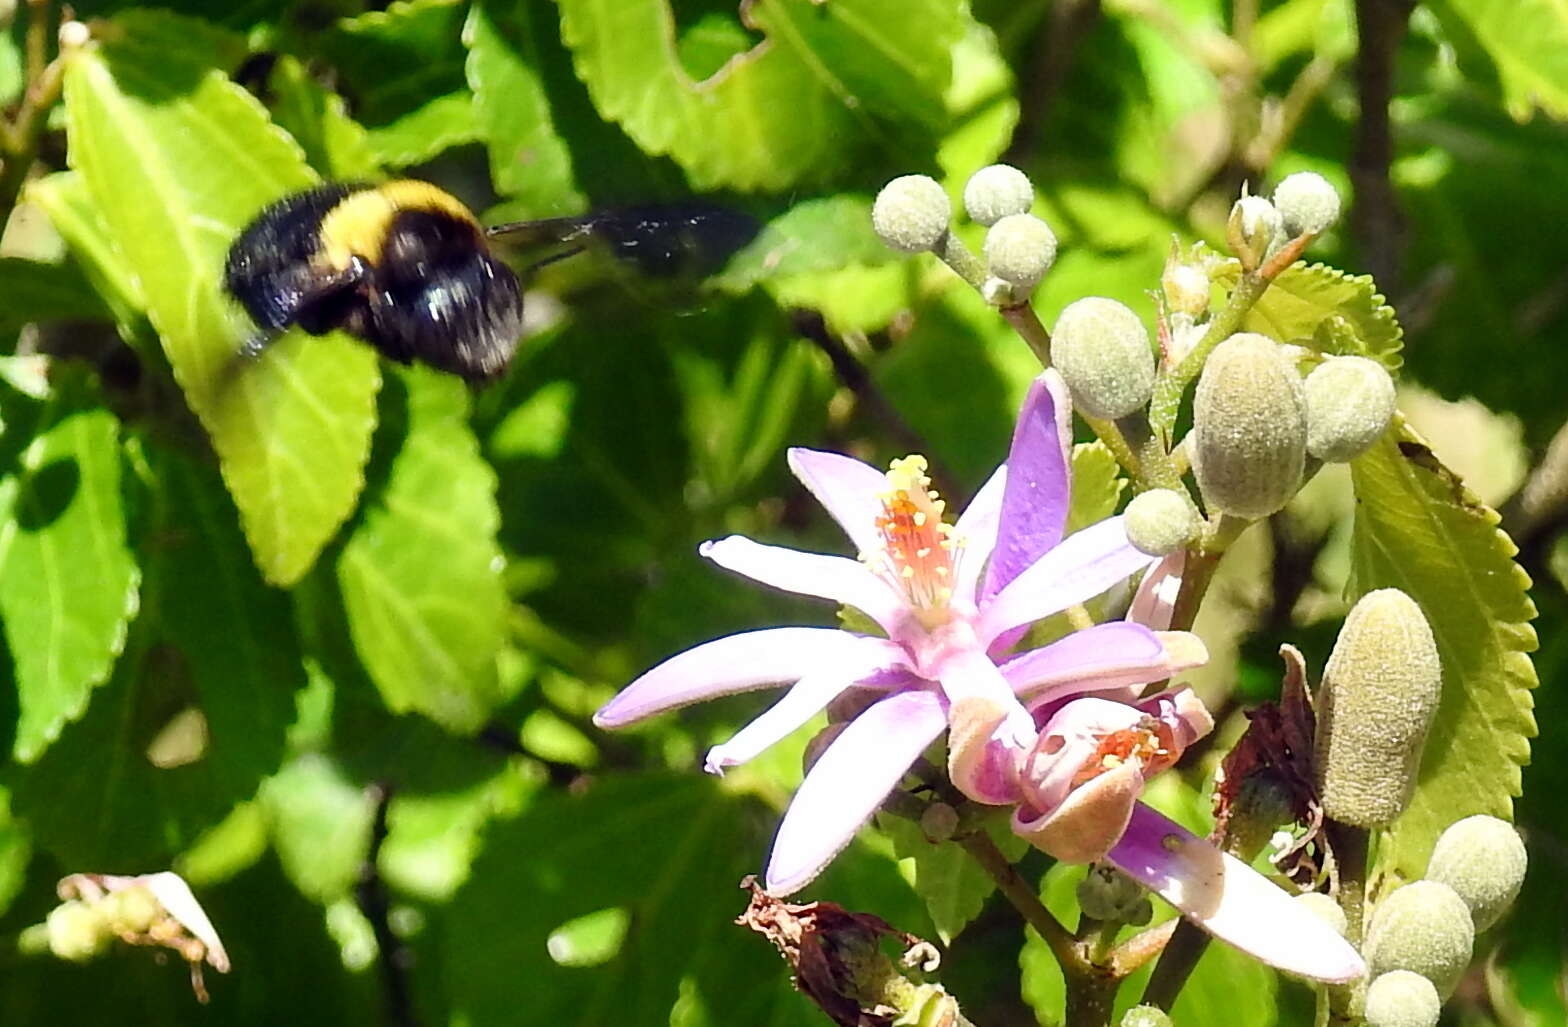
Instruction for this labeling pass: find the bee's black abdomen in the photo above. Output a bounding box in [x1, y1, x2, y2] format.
[224, 183, 362, 332]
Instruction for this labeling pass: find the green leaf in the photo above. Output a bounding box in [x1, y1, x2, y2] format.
[557, 0, 965, 189]
[0, 257, 113, 336]
[337, 367, 509, 732]
[1435, 0, 1568, 121]
[261, 753, 375, 903]
[0, 375, 138, 762]
[882, 814, 1026, 944]
[61, 13, 381, 586]
[1217, 261, 1405, 370]
[465, 0, 584, 212]
[9, 443, 301, 866]
[264, 55, 381, 181]
[443, 773, 923, 1026]
[0, 787, 31, 919]
[25, 173, 148, 333]
[1067, 441, 1126, 533]
[313, 0, 478, 167]
[1349, 420, 1538, 882]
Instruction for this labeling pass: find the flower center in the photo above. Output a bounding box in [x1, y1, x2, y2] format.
[1070, 717, 1176, 787]
[870, 455, 959, 630]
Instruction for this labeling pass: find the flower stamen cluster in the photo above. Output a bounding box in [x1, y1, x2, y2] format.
[869, 455, 959, 628]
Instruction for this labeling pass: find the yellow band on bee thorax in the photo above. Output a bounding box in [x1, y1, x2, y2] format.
[314, 180, 477, 271]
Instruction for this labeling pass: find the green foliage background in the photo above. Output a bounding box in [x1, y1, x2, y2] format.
[0, 0, 1560, 1023]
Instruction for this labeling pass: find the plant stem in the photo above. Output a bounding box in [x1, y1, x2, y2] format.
[959, 830, 1079, 972]
[1324, 818, 1370, 1023]
[1140, 918, 1210, 1008]
[1148, 270, 1269, 438]
[0, 0, 65, 230]
[999, 300, 1052, 367]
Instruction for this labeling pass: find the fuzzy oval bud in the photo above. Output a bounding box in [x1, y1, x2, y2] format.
[1364, 970, 1441, 1027]
[983, 214, 1057, 292]
[1305, 355, 1396, 462]
[1292, 892, 1348, 937]
[1076, 865, 1147, 921]
[1190, 333, 1307, 518]
[1162, 263, 1211, 318]
[1273, 172, 1341, 236]
[1315, 588, 1441, 828]
[1365, 880, 1474, 997]
[963, 164, 1034, 226]
[1227, 195, 1283, 269]
[872, 175, 951, 253]
[1124, 488, 1200, 556]
[46, 901, 110, 963]
[1426, 815, 1527, 931]
[1119, 1005, 1174, 1027]
[1050, 297, 1156, 419]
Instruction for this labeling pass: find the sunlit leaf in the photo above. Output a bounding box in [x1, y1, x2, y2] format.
[882, 813, 1026, 944]
[1435, 0, 1568, 121]
[1215, 261, 1404, 370]
[1350, 419, 1538, 882]
[61, 11, 380, 585]
[264, 55, 381, 181]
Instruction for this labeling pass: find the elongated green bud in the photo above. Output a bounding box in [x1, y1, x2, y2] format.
[1426, 815, 1527, 931]
[1273, 172, 1341, 236]
[1315, 588, 1441, 827]
[1365, 880, 1474, 997]
[1124, 488, 1200, 556]
[964, 164, 1034, 226]
[872, 175, 951, 253]
[1050, 297, 1155, 419]
[1190, 332, 1307, 518]
[1305, 355, 1396, 462]
[983, 213, 1057, 292]
[1364, 970, 1441, 1027]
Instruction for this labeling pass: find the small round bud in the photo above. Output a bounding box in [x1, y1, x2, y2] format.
[46, 901, 110, 963]
[872, 175, 951, 253]
[57, 19, 90, 50]
[920, 802, 959, 843]
[1119, 1005, 1174, 1027]
[103, 884, 162, 936]
[963, 164, 1033, 226]
[1227, 194, 1283, 269]
[1124, 488, 1200, 556]
[1365, 881, 1474, 997]
[1315, 589, 1441, 828]
[983, 214, 1057, 292]
[1364, 970, 1441, 1027]
[1190, 332, 1307, 518]
[1273, 172, 1341, 236]
[1076, 865, 1147, 921]
[1305, 356, 1396, 462]
[1292, 892, 1348, 937]
[1162, 263, 1210, 318]
[1426, 815, 1527, 931]
[1050, 297, 1156, 419]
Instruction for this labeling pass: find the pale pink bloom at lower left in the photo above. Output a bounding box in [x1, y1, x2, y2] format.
[594, 371, 1204, 894]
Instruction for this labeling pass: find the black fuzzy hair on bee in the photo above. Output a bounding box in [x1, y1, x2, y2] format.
[225, 180, 522, 383]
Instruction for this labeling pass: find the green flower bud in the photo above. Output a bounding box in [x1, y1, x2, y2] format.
[963, 164, 1034, 226]
[1190, 333, 1307, 518]
[1315, 589, 1442, 828]
[1305, 355, 1396, 462]
[46, 901, 111, 963]
[1426, 814, 1527, 931]
[1364, 970, 1441, 1027]
[1161, 262, 1210, 318]
[919, 802, 959, 843]
[1365, 880, 1474, 997]
[1124, 488, 1200, 556]
[1227, 194, 1283, 269]
[1050, 297, 1156, 419]
[1119, 1005, 1174, 1027]
[872, 175, 951, 253]
[1292, 892, 1348, 937]
[983, 213, 1057, 293]
[1273, 172, 1341, 236]
[103, 884, 162, 936]
[1076, 864, 1147, 921]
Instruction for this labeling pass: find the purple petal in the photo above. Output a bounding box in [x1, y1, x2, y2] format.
[934, 647, 1037, 750]
[982, 371, 1073, 602]
[765, 690, 947, 895]
[700, 536, 906, 633]
[1000, 623, 1209, 705]
[705, 654, 914, 774]
[787, 448, 888, 557]
[594, 629, 908, 728]
[1014, 760, 1143, 864]
[946, 697, 1024, 805]
[1128, 551, 1185, 630]
[976, 517, 1156, 644]
[951, 465, 1006, 605]
[1108, 805, 1367, 983]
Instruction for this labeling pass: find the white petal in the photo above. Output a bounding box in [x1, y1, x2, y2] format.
[701, 536, 906, 633]
[976, 518, 1156, 643]
[952, 465, 1006, 604]
[787, 448, 888, 556]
